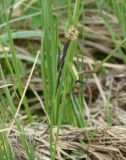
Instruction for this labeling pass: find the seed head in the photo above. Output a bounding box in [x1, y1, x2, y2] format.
[65, 26, 79, 41]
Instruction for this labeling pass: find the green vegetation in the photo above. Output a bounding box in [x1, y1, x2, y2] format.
[0, 0, 126, 159]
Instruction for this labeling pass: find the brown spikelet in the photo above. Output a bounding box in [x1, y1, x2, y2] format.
[65, 26, 79, 41]
[56, 26, 79, 91]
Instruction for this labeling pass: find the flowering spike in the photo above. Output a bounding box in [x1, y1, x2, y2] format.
[65, 26, 79, 41]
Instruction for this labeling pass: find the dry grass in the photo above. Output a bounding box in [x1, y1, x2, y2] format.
[10, 123, 126, 160]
